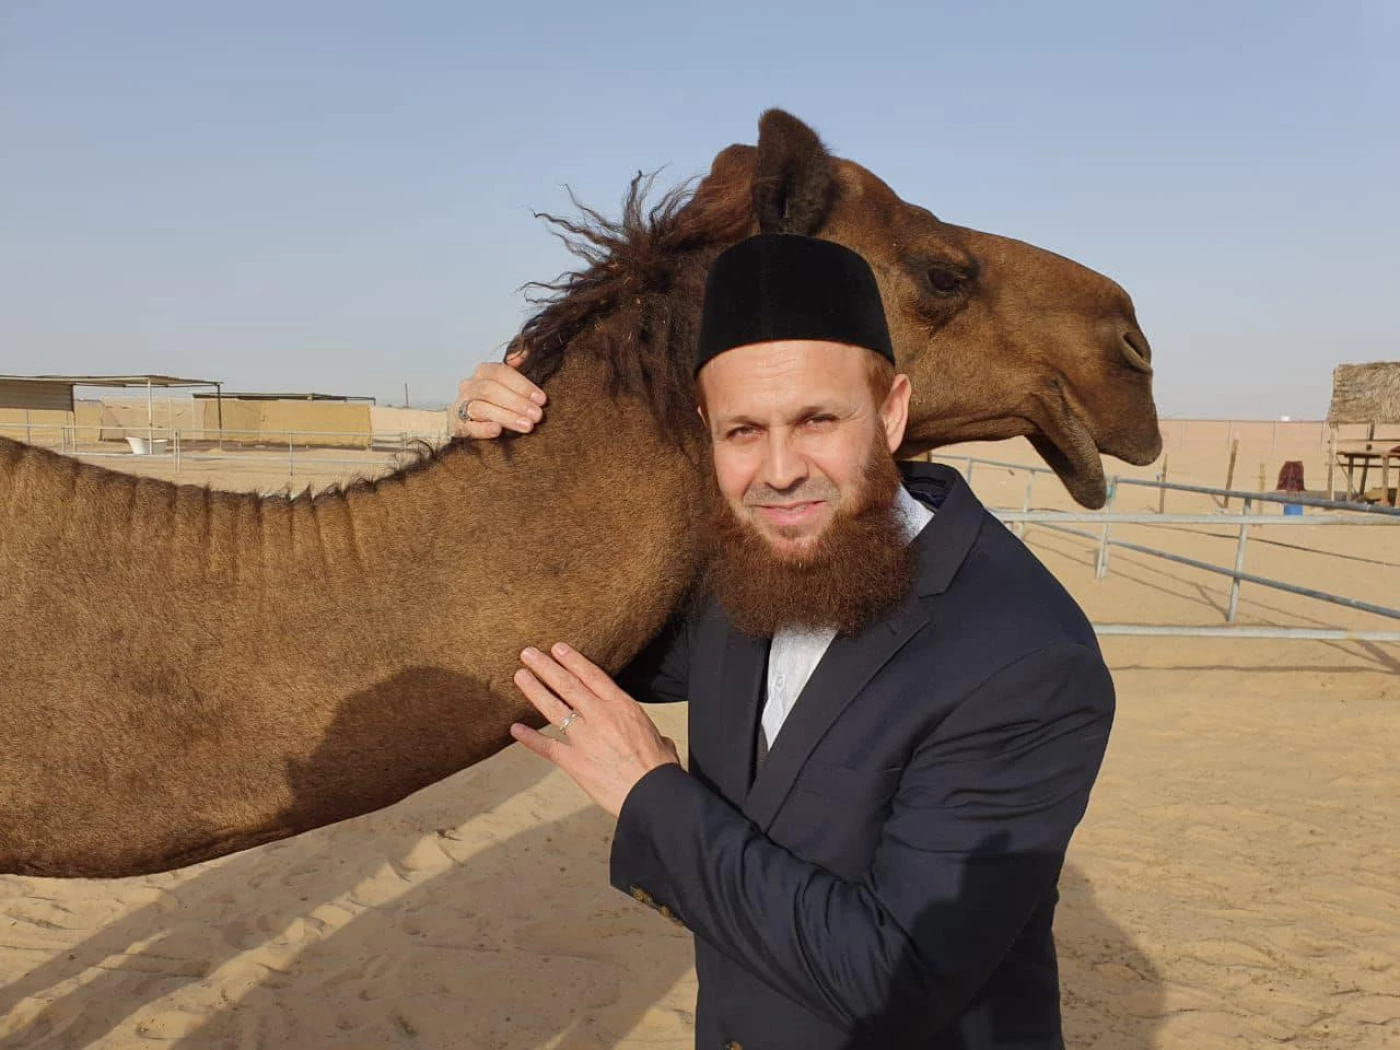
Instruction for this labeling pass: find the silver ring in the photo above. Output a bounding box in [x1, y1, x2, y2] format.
[457, 400, 475, 423]
[558, 710, 580, 736]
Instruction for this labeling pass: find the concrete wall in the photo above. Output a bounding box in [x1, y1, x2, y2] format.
[94, 397, 204, 441]
[0, 407, 70, 445]
[256, 401, 372, 449]
[0, 397, 389, 449]
[370, 406, 449, 442]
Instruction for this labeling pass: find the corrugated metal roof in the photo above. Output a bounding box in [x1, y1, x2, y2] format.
[191, 391, 375, 402]
[0, 374, 221, 388]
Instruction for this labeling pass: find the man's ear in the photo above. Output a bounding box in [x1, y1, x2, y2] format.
[881, 374, 912, 453]
[752, 109, 837, 236]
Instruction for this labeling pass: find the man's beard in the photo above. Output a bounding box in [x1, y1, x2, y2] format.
[702, 440, 917, 638]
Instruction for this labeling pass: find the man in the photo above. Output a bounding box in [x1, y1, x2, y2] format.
[454, 233, 1115, 1049]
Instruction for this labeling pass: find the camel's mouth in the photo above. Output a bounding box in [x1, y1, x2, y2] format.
[1027, 382, 1112, 510]
[1025, 377, 1163, 509]
[1030, 433, 1108, 510]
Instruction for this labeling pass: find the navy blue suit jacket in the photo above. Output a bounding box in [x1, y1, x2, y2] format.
[612, 462, 1114, 1050]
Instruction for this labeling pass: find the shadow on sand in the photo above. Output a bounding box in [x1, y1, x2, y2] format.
[1057, 863, 1167, 1049]
[5, 760, 1160, 1050]
[3, 745, 695, 1049]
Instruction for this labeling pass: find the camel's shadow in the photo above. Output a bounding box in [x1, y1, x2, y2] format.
[1, 746, 694, 1049]
[3, 764, 1161, 1049]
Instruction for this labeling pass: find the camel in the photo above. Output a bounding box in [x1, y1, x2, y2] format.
[0, 111, 1160, 878]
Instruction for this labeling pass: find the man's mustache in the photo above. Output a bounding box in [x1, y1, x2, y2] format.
[742, 482, 840, 506]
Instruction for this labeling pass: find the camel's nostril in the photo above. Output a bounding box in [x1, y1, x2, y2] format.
[1121, 329, 1153, 373]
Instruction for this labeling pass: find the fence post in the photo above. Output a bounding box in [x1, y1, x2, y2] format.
[1224, 436, 1241, 508]
[1326, 426, 1337, 501]
[1015, 471, 1036, 538]
[964, 457, 975, 485]
[174, 430, 181, 474]
[1227, 497, 1253, 622]
[1094, 479, 1118, 581]
[289, 430, 296, 477]
[1157, 454, 1169, 514]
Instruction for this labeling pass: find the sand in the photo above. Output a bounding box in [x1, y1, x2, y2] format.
[3, 428, 1397, 1048]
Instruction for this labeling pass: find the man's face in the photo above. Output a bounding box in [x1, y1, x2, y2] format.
[698, 340, 911, 560]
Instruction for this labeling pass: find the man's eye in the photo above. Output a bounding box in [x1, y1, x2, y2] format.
[727, 426, 755, 439]
[806, 416, 836, 426]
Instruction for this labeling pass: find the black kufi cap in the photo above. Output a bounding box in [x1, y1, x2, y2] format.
[694, 234, 894, 376]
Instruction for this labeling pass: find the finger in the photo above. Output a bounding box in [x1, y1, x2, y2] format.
[510, 722, 565, 764]
[549, 643, 626, 705]
[483, 361, 547, 407]
[475, 375, 543, 419]
[451, 417, 504, 440]
[503, 337, 530, 370]
[460, 385, 540, 434]
[513, 667, 575, 726]
[520, 647, 599, 713]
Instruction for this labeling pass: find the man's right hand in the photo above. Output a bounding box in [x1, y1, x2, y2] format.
[451, 355, 547, 440]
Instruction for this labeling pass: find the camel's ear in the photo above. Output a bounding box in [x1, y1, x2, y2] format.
[751, 109, 837, 235]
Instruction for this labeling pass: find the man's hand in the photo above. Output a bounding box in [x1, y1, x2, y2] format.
[451, 344, 546, 439]
[510, 643, 681, 817]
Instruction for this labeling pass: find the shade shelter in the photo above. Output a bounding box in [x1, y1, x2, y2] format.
[1327, 362, 1400, 505]
[0, 373, 224, 449]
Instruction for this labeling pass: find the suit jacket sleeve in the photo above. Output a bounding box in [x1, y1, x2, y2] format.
[613, 612, 690, 705]
[610, 641, 1114, 1041]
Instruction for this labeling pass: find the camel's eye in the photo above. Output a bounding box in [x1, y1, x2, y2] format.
[925, 265, 969, 296]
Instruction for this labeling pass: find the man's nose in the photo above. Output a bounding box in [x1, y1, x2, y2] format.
[760, 433, 807, 492]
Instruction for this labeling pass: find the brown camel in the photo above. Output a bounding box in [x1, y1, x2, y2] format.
[0, 111, 1160, 878]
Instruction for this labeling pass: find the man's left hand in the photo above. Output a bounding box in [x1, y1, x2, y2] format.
[510, 643, 681, 817]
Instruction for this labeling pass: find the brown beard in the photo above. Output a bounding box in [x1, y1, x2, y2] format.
[701, 440, 917, 638]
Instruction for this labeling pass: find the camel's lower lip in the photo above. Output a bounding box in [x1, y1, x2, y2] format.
[1027, 382, 1111, 510]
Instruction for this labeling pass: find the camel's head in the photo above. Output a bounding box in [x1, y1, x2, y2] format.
[706, 110, 1162, 508]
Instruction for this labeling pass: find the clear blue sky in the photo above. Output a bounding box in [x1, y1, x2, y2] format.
[2, 1, 1395, 418]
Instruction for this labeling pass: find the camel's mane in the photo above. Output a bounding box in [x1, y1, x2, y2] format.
[511, 170, 750, 441]
[299, 169, 754, 501]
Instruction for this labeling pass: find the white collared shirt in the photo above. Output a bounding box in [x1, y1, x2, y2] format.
[760, 485, 934, 751]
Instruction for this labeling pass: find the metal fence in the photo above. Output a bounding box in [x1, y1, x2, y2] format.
[936, 455, 1400, 644]
[3, 423, 449, 477]
[12, 426, 1398, 642]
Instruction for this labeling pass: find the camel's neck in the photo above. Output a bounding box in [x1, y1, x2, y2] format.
[338, 354, 706, 675]
[0, 353, 711, 876]
[4, 352, 704, 686]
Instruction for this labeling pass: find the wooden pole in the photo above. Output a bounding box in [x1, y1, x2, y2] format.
[1224, 436, 1240, 508]
[1157, 454, 1169, 514]
[1327, 425, 1337, 501]
[1360, 421, 1376, 495]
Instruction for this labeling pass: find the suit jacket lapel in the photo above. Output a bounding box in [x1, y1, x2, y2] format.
[742, 592, 929, 833]
[711, 628, 770, 800]
[703, 464, 983, 830]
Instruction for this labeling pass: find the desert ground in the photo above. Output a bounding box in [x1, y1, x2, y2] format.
[2, 420, 1397, 1048]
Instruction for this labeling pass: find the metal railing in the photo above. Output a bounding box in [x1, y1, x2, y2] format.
[2, 423, 449, 477]
[936, 455, 1400, 643]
